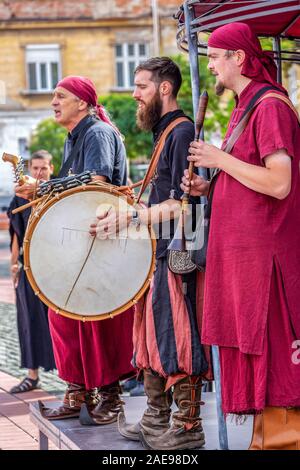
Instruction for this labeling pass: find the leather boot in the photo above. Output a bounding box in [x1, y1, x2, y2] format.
[248, 414, 263, 450]
[39, 384, 100, 420]
[80, 381, 124, 425]
[249, 407, 300, 450]
[118, 369, 172, 441]
[140, 376, 205, 450]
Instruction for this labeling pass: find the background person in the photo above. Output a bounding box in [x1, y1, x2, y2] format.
[8, 150, 56, 393]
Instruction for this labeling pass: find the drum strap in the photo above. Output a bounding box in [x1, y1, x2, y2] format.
[58, 119, 96, 178]
[135, 117, 190, 203]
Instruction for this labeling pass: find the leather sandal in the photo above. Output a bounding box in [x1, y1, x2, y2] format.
[10, 377, 39, 394]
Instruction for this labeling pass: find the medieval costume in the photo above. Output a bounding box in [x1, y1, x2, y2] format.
[40, 76, 135, 423]
[120, 109, 210, 450]
[8, 197, 56, 387]
[202, 23, 300, 449]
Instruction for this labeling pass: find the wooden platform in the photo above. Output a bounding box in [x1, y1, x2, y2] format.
[30, 393, 253, 451]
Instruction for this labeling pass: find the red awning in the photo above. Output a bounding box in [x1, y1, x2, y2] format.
[177, 0, 300, 39]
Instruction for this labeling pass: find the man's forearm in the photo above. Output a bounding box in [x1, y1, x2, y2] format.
[218, 150, 291, 199]
[137, 199, 182, 226]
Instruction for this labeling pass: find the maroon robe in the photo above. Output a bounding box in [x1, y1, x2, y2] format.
[49, 308, 135, 389]
[202, 80, 300, 413]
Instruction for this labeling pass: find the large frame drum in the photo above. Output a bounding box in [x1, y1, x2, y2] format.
[23, 184, 155, 321]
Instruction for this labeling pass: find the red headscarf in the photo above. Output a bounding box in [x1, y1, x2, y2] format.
[56, 75, 114, 125]
[208, 22, 287, 93]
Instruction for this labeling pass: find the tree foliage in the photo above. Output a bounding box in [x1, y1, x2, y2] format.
[30, 39, 296, 165]
[29, 118, 67, 175]
[101, 54, 235, 159]
[175, 54, 235, 140]
[27, 56, 235, 166]
[100, 94, 153, 160]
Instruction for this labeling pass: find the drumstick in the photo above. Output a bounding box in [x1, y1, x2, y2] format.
[64, 236, 97, 308]
[11, 198, 43, 214]
[119, 180, 143, 191]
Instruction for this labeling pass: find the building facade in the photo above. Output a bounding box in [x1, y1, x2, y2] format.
[0, 0, 183, 193]
[0, 1, 299, 193]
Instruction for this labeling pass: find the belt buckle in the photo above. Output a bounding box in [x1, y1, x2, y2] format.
[69, 392, 76, 408]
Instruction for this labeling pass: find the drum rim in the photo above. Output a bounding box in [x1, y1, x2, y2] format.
[23, 183, 156, 321]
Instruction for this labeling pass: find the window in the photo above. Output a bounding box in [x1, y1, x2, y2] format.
[26, 44, 61, 92]
[115, 43, 148, 89]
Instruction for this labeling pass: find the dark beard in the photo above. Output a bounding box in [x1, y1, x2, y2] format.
[215, 79, 225, 96]
[136, 91, 162, 131]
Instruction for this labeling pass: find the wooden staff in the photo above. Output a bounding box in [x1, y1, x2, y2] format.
[168, 91, 209, 252]
[181, 90, 209, 211]
[11, 198, 43, 214]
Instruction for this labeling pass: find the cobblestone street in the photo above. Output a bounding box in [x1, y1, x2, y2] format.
[0, 230, 65, 395]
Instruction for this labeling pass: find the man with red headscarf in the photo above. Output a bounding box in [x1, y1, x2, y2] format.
[16, 76, 135, 424]
[181, 23, 300, 449]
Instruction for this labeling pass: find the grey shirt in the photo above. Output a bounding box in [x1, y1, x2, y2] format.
[62, 115, 127, 186]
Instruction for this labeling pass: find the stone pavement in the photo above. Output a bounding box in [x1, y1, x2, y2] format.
[0, 229, 63, 450]
[0, 229, 65, 395]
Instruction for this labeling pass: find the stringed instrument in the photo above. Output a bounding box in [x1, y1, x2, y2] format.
[2, 152, 27, 185]
[2, 151, 38, 201]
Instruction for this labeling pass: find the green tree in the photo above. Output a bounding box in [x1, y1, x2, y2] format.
[29, 118, 67, 175]
[31, 38, 296, 166]
[101, 54, 235, 160]
[175, 54, 235, 139]
[100, 94, 153, 160]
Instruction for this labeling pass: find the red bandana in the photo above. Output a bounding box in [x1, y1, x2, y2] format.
[56, 75, 113, 125]
[208, 22, 286, 93]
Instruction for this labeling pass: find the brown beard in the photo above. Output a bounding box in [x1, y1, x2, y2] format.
[136, 90, 163, 131]
[215, 79, 225, 96]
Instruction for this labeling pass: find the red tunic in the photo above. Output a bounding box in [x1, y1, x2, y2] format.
[202, 81, 300, 413]
[49, 308, 135, 390]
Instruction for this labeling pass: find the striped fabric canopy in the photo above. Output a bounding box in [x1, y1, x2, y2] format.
[176, 0, 300, 38]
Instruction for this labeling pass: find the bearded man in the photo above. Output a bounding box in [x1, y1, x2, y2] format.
[91, 57, 209, 450]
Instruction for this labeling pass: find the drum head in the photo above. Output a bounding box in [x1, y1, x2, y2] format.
[24, 186, 155, 320]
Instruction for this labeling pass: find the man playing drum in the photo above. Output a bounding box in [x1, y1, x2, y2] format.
[91, 58, 210, 450]
[16, 76, 135, 423]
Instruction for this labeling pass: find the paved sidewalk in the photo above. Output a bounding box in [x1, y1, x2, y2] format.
[0, 370, 58, 450]
[0, 229, 65, 395]
[0, 230, 61, 449]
